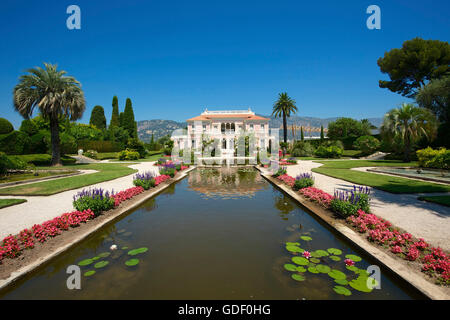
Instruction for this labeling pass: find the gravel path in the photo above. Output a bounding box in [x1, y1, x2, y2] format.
[0, 162, 159, 239]
[286, 161, 450, 251]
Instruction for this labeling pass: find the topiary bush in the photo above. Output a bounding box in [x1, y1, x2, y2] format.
[314, 145, 343, 158]
[29, 131, 50, 154]
[19, 119, 38, 136]
[290, 141, 315, 157]
[117, 149, 140, 161]
[0, 118, 14, 134]
[0, 152, 27, 175]
[126, 138, 146, 158]
[0, 131, 31, 155]
[417, 147, 450, 170]
[353, 135, 381, 155]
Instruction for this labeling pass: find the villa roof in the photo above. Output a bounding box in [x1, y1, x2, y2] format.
[187, 114, 269, 121]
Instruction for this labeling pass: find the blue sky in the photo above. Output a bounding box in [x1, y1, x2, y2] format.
[0, 0, 449, 128]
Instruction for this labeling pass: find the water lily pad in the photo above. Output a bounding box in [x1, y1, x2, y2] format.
[316, 264, 331, 274]
[121, 246, 129, 250]
[291, 274, 305, 282]
[284, 264, 297, 272]
[296, 266, 307, 273]
[328, 269, 346, 280]
[310, 251, 320, 258]
[334, 279, 349, 286]
[329, 256, 341, 262]
[314, 250, 329, 257]
[349, 277, 373, 293]
[94, 261, 109, 269]
[346, 265, 359, 273]
[333, 285, 352, 296]
[292, 257, 309, 266]
[327, 248, 342, 255]
[286, 246, 304, 253]
[98, 252, 110, 258]
[125, 258, 140, 266]
[92, 256, 100, 261]
[84, 270, 96, 277]
[308, 266, 319, 274]
[127, 247, 148, 256]
[345, 254, 362, 262]
[286, 242, 300, 246]
[78, 258, 94, 266]
[300, 236, 312, 241]
[310, 258, 320, 264]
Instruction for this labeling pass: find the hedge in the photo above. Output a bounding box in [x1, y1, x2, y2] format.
[77, 140, 123, 153]
[8, 154, 76, 166]
[0, 131, 31, 155]
[0, 118, 14, 135]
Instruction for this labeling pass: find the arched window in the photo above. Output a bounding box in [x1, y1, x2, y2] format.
[222, 138, 227, 149]
[226, 123, 231, 131]
[221, 123, 225, 133]
[231, 123, 235, 132]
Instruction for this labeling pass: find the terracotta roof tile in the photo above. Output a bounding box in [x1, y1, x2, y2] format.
[187, 114, 269, 121]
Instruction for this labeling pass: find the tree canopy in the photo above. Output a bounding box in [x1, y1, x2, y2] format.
[377, 38, 450, 98]
[89, 105, 107, 130]
[110, 95, 120, 128]
[272, 92, 297, 144]
[121, 98, 137, 138]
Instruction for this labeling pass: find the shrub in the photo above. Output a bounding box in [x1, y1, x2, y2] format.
[19, 119, 38, 136]
[332, 186, 371, 217]
[0, 118, 14, 134]
[72, 188, 115, 216]
[315, 145, 343, 158]
[133, 171, 156, 190]
[59, 132, 78, 155]
[291, 141, 315, 157]
[8, 154, 75, 166]
[272, 167, 287, 178]
[84, 150, 98, 159]
[127, 138, 146, 158]
[117, 149, 140, 161]
[0, 152, 27, 175]
[0, 131, 31, 155]
[78, 140, 123, 153]
[29, 131, 50, 154]
[353, 135, 381, 155]
[331, 199, 359, 217]
[417, 147, 450, 169]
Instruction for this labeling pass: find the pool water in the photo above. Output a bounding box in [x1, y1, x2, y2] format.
[0, 168, 423, 299]
[371, 167, 450, 183]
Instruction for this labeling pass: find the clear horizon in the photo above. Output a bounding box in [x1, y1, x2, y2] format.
[1, 0, 449, 129]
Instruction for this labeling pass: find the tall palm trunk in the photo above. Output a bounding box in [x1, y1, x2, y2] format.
[50, 115, 62, 166]
[283, 112, 287, 143]
[404, 134, 411, 163]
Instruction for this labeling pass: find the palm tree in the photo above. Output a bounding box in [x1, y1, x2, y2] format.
[272, 92, 297, 148]
[13, 63, 85, 166]
[381, 103, 437, 162]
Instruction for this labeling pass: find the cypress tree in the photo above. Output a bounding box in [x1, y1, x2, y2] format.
[300, 126, 304, 141]
[110, 96, 120, 128]
[89, 105, 107, 130]
[122, 98, 137, 138]
[320, 125, 324, 140]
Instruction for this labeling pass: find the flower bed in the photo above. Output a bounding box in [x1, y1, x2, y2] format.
[271, 171, 450, 286]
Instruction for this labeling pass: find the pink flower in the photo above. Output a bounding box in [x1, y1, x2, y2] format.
[344, 259, 355, 266]
[391, 245, 403, 254]
[302, 251, 311, 259]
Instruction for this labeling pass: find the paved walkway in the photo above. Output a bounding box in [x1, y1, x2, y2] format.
[286, 161, 450, 251]
[0, 162, 159, 239]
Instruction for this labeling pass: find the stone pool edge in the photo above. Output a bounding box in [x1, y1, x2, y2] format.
[0, 166, 196, 293]
[255, 166, 449, 300]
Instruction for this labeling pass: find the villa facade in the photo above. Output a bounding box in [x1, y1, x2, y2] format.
[173, 109, 274, 158]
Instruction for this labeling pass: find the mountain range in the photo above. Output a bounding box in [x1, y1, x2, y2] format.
[137, 116, 383, 142]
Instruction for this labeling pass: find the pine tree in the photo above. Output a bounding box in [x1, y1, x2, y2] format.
[89, 105, 106, 130]
[122, 98, 137, 138]
[110, 96, 120, 128]
[320, 125, 324, 140]
[300, 126, 304, 141]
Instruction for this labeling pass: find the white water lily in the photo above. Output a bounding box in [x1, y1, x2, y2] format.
[110, 245, 118, 251]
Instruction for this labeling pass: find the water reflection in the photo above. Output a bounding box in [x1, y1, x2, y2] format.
[188, 167, 268, 199]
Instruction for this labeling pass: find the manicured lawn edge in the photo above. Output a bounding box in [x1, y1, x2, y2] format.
[256, 166, 449, 300]
[418, 196, 450, 208]
[0, 163, 137, 196]
[0, 171, 81, 188]
[0, 199, 27, 209]
[311, 160, 450, 194]
[0, 166, 196, 293]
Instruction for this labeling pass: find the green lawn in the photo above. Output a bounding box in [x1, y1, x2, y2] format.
[0, 199, 27, 209]
[312, 160, 450, 194]
[342, 150, 363, 158]
[0, 163, 137, 196]
[418, 196, 450, 207]
[0, 171, 76, 184]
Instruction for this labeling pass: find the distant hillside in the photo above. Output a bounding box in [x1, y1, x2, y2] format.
[137, 116, 382, 141]
[137, 120, 186, 142]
